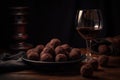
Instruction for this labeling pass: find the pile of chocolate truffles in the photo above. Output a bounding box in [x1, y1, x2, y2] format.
[97, 35, 120, 55]
[80, 55, 109, 78]
[26, 38, 81, 62]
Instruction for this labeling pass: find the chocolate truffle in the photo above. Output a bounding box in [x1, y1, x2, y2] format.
[69, 48, 81, 60]
[45, 42, 54, 49]
[34, 44, 44, 53]
[26, 48, 35, 54]
[88, 59, 99, 70]
[98, 55, 109, 67]
[27, 51, 39, 60]
[40, 53, 53, 62]
[80, 64, 94, 77]
[98, 44, 110, 54]
[49, 38, 61, 48]
[41, 46, 55, 56]
[61, 44, 72, 53]
[55, 53, 67, 62]
[55, 46, 67, 55]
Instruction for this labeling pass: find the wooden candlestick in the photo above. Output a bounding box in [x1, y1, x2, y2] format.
[10, 7, 33, 51]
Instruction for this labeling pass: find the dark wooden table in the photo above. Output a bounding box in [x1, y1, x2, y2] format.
[0, 56, 120, 80]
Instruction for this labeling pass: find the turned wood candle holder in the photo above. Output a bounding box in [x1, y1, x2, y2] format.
[10, 7, 33, 51]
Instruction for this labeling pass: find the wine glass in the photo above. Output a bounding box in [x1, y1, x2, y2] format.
[76, 9, 103, 61]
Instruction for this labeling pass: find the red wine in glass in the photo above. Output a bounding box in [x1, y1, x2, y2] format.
[76, 9, 103, 61]
[76, 27, 101, 40]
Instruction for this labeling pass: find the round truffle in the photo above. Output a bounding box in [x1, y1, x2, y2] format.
[61, 44, 72, 53]
[34, 44, 44, 53]
[98, 55, 109, 67]
[55, 46, 67, 55]
[98, 44, 110, 55]
[55, 54, 68, 62]
[45, 42, 54, 49]
[40, 53, 53, 62]
[49, 38, 61, 48]
[26, 48, 35, 55]
[69, 48, 81, 60]
[41, 46, 55, 56]
[80, 64, 94, 77]
[27, 51, 39, 60]
[88, 59, 99, 70]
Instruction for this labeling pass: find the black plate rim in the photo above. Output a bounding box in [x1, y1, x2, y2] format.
[22, 54, 86, 64]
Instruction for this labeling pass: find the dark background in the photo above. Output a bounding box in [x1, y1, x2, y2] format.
[0, 0, 119, 49]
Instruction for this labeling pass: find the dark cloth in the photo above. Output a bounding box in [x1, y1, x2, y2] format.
[0, 51, 28, 73]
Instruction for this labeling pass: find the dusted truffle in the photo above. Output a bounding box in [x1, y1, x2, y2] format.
[49, 38, 61, 48]
[55, 54, 67, 62]
[98, 55, 109, 67]
[26, 48, 35, 54]
[34, 44, 44, 53]
[55, 46, 67, 55]
[69, 48, 81, 60]
[27, 51, 39, 60]
[45, 42, 54, 49]
[98, 44, 110, 54]
[40, 53, 53, 62]
[88, 59, 99, 70]
[80, 64, 94, 77]
[61, 44, 72, 53]
[41, 46, 55, 56]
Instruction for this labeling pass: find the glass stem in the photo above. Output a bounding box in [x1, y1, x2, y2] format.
[86, 39, 92, 57]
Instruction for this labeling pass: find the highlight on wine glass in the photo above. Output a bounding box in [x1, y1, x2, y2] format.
[76, 9, 103, 61]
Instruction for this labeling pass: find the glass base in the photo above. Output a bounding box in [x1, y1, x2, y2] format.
[84, 51, 97, 62]
[84, 55, 93, 62]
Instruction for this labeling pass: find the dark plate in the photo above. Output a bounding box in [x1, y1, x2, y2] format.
[22, 54, 86, 73]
